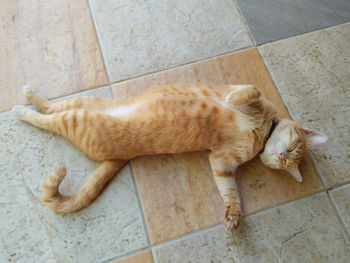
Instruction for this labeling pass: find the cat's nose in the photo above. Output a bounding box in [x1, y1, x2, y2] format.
[278, 152, 286, 160]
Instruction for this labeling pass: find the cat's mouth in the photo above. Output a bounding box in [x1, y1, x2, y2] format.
[259, 152, 285, 169]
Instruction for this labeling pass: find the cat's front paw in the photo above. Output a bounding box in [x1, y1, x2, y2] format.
[224, 202, 241, 230]
[12, 105, 29, 120]
[23, 85, 36, 99]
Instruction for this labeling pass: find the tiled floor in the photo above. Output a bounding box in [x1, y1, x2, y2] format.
[0, 1, 349, 262]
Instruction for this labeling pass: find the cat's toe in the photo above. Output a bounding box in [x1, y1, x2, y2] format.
[12, 105, 28, 120]
[224, 214, 240, 230]
[224, 203, 241, 230]
[22, 85, 35, 97]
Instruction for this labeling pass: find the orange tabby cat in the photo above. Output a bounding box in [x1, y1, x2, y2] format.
[12, 84, 327, 230]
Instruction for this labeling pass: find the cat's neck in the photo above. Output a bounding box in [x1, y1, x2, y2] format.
[259, 119, 278, 154]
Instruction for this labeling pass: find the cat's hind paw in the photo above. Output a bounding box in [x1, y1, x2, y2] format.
[224, 203, 241, 230]
[12, 105, 29, 120]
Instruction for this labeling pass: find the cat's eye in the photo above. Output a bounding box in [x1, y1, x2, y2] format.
[287, 142, 298, 152]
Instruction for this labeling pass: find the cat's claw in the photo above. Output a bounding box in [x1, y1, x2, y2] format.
[224, 203, 241, 230]
[12, 105, 29, 120]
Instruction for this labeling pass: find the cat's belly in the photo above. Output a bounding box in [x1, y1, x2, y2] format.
[101, 103, 143, 117]
[86, 97, 232, 160]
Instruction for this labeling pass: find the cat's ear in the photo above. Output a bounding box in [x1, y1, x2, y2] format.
[302, 128, 328, 146]
[286, 167, 302, 182]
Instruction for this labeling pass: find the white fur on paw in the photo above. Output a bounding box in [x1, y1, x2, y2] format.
[229, 84, 253, 93]
[12, 105, 28, 120]
[22, 85, 35, 95]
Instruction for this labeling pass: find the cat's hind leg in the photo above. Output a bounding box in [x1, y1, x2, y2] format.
[12, 106, 84, 144]
[23, 85, 116, 114]
[13, 106, 84, 140]
[12, 106, 120, 161]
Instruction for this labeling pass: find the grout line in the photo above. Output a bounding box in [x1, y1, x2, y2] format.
[231, 0, 256, 46]
[151, 248, 157, 263]
[104, 45, 254, 88]
[102, 164, 153, 262]
[107, 85, 114, 99]
[103, 223, 223, 262]
[128, 164, 152, 247]
[255, 46, 328, 195]
[255, 48, 293, 120]
[105, 188, 345, 262]
[8, 20, 349, 114]
[256, 30, 349, 192]
[113, 190, 326, 263]
[303, 150, 327, 190]
[326, 190, 350, 242]
[86, 0, 111, 84]
[152, 223, 222, 249]
[325, 180, 350, 192]
[256, 21, 350, 48]
[244, 190, 326, 217]
[101, 248, 149, 263]
[327, 182, 350, 192]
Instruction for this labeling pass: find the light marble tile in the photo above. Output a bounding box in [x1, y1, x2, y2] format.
[259, 23, 350, 188]
[88, 0, 252, 82]
[153, 193, 350, 263]
[236, 0, 350, 44]
[330, 184, 350, 234]
[0, 0, 108, 112]
[132, 153, 224, 245]
[0, 88, 148, 262]
[110, 249, 154, 263]
[112, 49, 323, 244]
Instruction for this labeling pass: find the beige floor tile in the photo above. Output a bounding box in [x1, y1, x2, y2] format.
[110, 250, 153, 263]
[259, 23, 350, 188]
[131, 152, 224, 245]
[89, 0, 252, 82]
[330, 184, 350, 233]
[153, 193, 350, 263]
[111, 48, 323, 244]
[0, 0, 108, 112]
[0, 88, 147, 262]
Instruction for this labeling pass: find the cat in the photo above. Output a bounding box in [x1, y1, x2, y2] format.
[12, 84, 327, 230]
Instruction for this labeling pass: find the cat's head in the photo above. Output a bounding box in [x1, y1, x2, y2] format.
[259, 119, 327, 182]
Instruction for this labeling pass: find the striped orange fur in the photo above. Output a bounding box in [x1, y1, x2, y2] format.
[13, 84, 327, 230]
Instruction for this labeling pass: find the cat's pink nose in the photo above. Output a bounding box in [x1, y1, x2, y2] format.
[278, 153, 285, 160]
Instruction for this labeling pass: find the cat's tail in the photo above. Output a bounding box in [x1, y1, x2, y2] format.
[225, 85, 261, 107]
[41, 160, 128, 213]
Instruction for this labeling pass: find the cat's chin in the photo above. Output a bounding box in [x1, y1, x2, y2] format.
[259, 152, 268, 165]
[259, 153, 279, 169]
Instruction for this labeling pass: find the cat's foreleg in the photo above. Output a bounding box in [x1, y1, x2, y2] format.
[23, 85, 116, 114]
[23, 85, 51, 113]
[209, 153, 241, 230]
[226, 85, 261, 107]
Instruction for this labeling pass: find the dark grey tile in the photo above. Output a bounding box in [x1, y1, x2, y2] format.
[235, 0, 350, 44]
